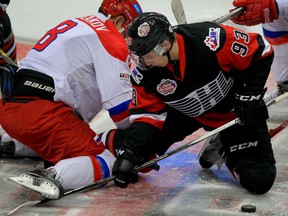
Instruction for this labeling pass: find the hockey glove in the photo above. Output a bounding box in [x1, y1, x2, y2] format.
[231, 0, 279, 26]
[235, 89, 269, 126]
[0, 64, 17, 99]
[112, 147, 139, 188]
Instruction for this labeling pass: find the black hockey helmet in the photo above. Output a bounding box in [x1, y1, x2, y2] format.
[126, 12, 174, 56]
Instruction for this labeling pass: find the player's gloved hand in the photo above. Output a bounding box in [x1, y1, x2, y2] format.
[112, 147, 139, 188]
[1, 64, 17, 99]
[234, 89, 269, 125]
[231, 0, 279, 26]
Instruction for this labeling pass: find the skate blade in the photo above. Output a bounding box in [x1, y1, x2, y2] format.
[216, 160, 224, 171]
[9, 175, 61, 199]
[197, 134, 218, 159]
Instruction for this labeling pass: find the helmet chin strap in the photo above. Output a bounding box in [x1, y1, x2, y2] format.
[118, 28, 125, 33]
[164, 41, 174, 64]
[166, 51, 172, 64]
[106, 13, 125, 33]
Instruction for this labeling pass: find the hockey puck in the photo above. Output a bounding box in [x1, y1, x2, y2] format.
[241, 204, 256, 213]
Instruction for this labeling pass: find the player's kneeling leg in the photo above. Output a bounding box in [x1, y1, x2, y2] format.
[9, 150, 116, 199]
[53, 149, 115, 189]
[237, 162, 276, 194]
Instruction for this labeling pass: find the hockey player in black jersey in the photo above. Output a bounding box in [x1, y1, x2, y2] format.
[102, 12, 277, 195]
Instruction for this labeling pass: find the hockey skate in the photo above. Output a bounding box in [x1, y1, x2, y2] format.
[9, 168, 64, 199]
[198, 133, 224, 171]
[264, 81, 288, 104]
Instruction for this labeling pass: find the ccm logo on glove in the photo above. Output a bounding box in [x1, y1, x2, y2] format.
[230, 141, 258, 152]
[235, 93, 262, 101]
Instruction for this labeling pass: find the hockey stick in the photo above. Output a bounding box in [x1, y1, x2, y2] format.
[7, 117, 240, 216]
[171, 0, 245, 25]
[0, 47, 17, 67]
[134, 93, 288, 170]
[62, 92, 288, 187]
[269, 119, 288, 138]
[265, 91, 288, 137]
[213, 7, 245, 24]
[265, 91, 288, 107]
[171, 0, 187, 24]
[8, 91, 288, 215]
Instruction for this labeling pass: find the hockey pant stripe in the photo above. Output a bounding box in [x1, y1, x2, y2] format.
[89, 155, 110, 184]
[95, 155, 110, 179]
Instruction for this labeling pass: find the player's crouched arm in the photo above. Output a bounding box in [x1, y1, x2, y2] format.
[112, 122, 160, 188]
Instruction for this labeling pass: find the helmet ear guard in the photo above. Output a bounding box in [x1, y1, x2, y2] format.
[99, 0, 142, 32]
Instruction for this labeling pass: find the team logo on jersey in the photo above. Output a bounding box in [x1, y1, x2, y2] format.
[204, 28, 220, 51]
[157, 79, 177, 96]
[138, 22, 150, 37]
[120, 73, 130, 81]
[131, 67, 143, 84]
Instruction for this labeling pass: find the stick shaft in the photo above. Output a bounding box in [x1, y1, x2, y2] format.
[213, 7, 245, 24]
[171, 0, 187, 24]
[269, 119, 288, 138]
[51, 85, 288, 196]
[0, 47, 17, 66]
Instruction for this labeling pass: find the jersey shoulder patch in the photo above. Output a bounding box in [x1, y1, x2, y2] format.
[131, 67, 144, 85]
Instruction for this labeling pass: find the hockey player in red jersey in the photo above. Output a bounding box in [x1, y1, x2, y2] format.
[0, 0, 142, 199]
[108, 12, 276, 194]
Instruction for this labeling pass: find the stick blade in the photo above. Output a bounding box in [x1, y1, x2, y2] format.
[171, 0, 187, 24]
[8, 200, 42, 215]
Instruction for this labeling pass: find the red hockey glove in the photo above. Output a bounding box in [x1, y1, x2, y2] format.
[231, 0, 279, 26]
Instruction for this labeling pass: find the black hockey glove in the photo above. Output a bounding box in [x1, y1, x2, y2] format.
[235, 89, 269, 126]
[0, 64, 17, 99]
[112, 147, 140, 188]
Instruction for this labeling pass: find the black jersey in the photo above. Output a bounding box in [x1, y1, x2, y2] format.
[129, 22, 273, 129]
